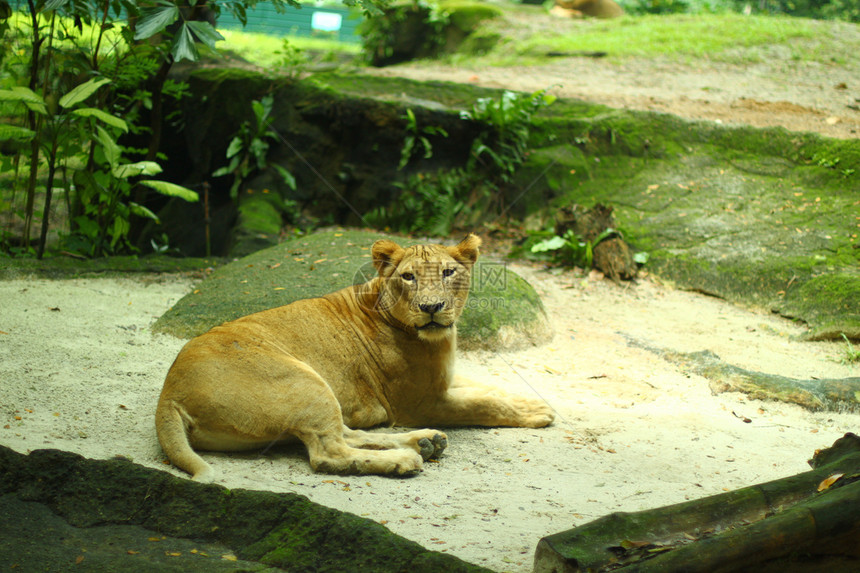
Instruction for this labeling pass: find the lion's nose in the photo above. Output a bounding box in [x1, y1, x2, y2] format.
[419, 302, 444, 314]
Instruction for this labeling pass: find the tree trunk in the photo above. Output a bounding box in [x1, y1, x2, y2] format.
[36, 141, 59, 259]
[534, 433, 860, 573]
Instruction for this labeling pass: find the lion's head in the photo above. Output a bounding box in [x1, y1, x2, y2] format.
[369, 234, 481, 341]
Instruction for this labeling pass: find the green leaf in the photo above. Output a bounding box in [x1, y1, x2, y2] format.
[633, 251, 650, 264]
[73, 215, 100, 239]
[129, 201, 160, 222]
[593, 227, 621, 247]
[95, 125, 121, 169]
[72, 107, 128, 132]
[420, 136, 432, 159]
[112, 161, 162, 179]
[0, 87, 48, 115]
[213, 155, 241, 178]
[171, 23, 199, 62]
[225, 136, 244, 159]
[250, 138, 269, 168]
[138, 180, 199, 202]
[540, 93, 557, 106]
[273, 164, 296, 190]
[59, 77, 111, 109]
[110, 216, 130, 247]
[531, 236, 567, 253]
[398, 137, 414, 170]
[0, 124, 36, 141]
[186, 20, 224, 49]
[134, 0, 178, 40]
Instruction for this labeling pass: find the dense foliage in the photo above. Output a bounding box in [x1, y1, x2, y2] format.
[366, 89, 555, 236]
[0, 0, 382, 258]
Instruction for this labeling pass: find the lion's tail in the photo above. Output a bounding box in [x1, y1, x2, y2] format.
[155, 399, 213, 482]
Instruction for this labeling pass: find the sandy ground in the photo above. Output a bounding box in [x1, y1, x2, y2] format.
[365, 55, 860, 140]
[1, 265, 857, 572]
[362, 17, 860, 140]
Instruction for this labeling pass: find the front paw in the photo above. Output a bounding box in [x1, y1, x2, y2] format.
[416, 431, 448, 460]
[514, 397, 555, 428]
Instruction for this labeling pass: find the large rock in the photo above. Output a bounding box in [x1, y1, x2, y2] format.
[0, 446, 490, 572]
[153, 229, 551, 351]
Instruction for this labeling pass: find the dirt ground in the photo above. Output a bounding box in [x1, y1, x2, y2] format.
[1, 264, 857, 572]
[363, 16, 860, 140]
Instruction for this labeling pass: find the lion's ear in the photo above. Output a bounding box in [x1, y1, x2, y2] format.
[450, 233, 481, 266]
[372, 239, 403, 276]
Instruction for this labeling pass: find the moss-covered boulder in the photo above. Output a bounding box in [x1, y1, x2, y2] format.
[0, 446, 490, 572]
[359, 1, 501, 66]
[775, 272, 860, 341]
[230, 192, 287, 258]
[153, 229, 551, 350]
[515, 103, 860, 340]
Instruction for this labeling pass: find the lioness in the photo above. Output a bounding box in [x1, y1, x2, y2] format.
[156, 234, 554, 481]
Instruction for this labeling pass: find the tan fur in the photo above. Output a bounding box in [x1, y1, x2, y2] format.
[552, 0, 624, 18]
[156, 234, 554, 481]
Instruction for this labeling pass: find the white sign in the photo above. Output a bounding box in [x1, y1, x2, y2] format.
[311, 11, 343, 32]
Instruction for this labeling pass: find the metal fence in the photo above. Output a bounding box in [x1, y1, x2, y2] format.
[217, 4, 364, 44]
[9, 1, 365, 44]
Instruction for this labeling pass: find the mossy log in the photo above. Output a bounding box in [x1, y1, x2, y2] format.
[667, 349, 860, 413]
[534, 433, 860, 573]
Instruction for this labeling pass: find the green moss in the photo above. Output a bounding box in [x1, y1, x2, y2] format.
[0, 254, 219, 279]
[230, 194, 285, 258]
[1, 446, 490, 572]
[777, 273, 860, 340]
[458, 263, 550, 350]
[441, 1, 503, 32]
[307, 72, 502, 110]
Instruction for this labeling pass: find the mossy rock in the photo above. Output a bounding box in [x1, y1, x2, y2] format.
[776, 272, 860, 341]
[153, 229, 551, 350]
[230, 192, 286, 258]
[513, 100, 860, 340]
[440, 2, 503, 55]
[441, 1, 503, 32]
[0, 446, 490, 572]
[0, 254, 220, 279]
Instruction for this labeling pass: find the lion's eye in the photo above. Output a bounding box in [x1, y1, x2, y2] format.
[401, 272, 415, 281]
[442, 268, 455, 278]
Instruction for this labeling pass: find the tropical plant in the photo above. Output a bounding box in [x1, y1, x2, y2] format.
[365, 168, 482, 236]
[212, 94, 296, 204]
[530, 227, 649, 269]
[0, 77, 198, 257]
[460, 88, 556, 185]
[0, 0, 383, 258]
[398, 108, 448, 170]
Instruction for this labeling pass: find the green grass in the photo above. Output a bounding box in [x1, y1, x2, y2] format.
[219, 29, 360, 69]
[467, 12, 858, 66]
[841, 334, 860, 364]
[543, 14, 815, 57]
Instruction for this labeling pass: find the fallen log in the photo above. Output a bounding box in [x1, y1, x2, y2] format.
[622, 336, 860, 413]
[534, 433, 860, 573]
